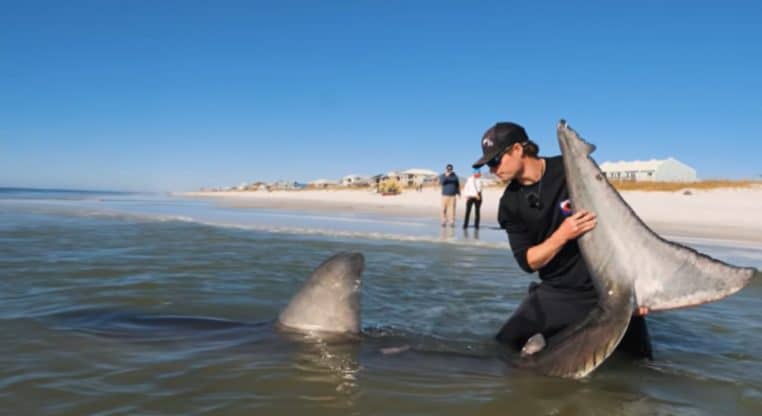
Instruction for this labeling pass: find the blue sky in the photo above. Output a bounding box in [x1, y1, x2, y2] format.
[2, 1, 760, 191]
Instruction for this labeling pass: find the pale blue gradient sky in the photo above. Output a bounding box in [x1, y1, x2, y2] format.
[2, 1, 760, 191]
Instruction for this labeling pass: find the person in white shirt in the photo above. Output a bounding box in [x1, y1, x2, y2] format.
[462, 168, 483, 229]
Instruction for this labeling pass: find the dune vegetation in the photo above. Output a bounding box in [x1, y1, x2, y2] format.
[609, 180, 761, 192]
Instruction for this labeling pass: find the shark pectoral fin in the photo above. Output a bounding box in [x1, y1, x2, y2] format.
[517, 295, 635, 379]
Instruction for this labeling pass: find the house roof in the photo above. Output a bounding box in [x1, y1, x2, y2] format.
[309, 178, 338, 185]
[600, 157, 680, 172]
[401, 168, 438, 176]
[341, 174, 369, 180]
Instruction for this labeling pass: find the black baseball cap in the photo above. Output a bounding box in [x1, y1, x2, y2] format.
[472, 122, 530, 168]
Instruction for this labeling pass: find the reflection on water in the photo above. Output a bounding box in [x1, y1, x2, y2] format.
[291, 338, 361, 408]
[463, 227, 480, 240]
[437, 225, 483, 241]
[439, 225, 455, 240]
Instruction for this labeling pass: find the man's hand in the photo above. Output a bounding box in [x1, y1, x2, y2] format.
[555, 210, 597, 242]
[634, 306, 649, 316]
[527, 210, 597, 272]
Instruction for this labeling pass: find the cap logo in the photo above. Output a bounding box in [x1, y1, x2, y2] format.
[482, 137, 494, 147]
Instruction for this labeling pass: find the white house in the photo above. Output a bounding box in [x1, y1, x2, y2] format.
[340, 174, 371, 187]
[400, 168, 439, 187]
[600, 158, 697, 182]
[379, 168, 439, 188]
[270, 180, 305, 190]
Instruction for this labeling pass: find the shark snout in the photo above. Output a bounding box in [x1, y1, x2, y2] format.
[557, 119, 596, 157]
[343, 252, 365, 274]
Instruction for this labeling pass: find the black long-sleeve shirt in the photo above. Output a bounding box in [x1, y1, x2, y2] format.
[497, 156, 594, 291]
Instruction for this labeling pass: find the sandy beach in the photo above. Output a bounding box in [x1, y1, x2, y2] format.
[179, 185, 762, 246]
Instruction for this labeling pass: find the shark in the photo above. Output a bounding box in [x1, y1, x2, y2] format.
[43, 253, 365, 342]
[277, 252, 364, 335]
[516, 119, 758, 379]
[43, 201, 755, 380]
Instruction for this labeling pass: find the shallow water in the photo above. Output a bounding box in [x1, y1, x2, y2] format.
[1, 189, 760, 415]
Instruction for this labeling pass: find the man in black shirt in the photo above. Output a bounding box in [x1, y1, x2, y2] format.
[472, 122, 650, 357]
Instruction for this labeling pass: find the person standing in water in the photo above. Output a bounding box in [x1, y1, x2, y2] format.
[462, 168, 483, 229]
[438, 164, 460, 227]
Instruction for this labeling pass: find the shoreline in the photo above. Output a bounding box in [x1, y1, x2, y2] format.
[176, 186, 762, 246]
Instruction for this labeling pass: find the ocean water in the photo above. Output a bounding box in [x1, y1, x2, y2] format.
[1, 188, 760, 415]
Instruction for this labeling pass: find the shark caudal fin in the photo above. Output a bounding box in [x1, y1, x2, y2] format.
[517, 291, 636, 379]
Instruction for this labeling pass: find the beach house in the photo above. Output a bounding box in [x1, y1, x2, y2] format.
[244, 181, 268, 191]
[269, 180, 305, 190]
[307, 179, 340, 189]
[340, 174, 371, 187]
[400, 168, 439, 188]
[380, 169, 439, 188]
[600, 158, 697, 182]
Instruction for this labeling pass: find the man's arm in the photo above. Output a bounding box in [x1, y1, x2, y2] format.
[524, 209, 648, 315]
[526, 210, 597, 271]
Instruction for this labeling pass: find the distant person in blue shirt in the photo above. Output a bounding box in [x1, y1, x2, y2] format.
[438, 164, 460, 227]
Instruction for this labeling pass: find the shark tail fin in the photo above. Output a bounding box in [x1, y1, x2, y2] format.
[517, 294, 635, 379]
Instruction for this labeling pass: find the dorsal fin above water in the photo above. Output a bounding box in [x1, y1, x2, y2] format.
[277, 252, 364, 334]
